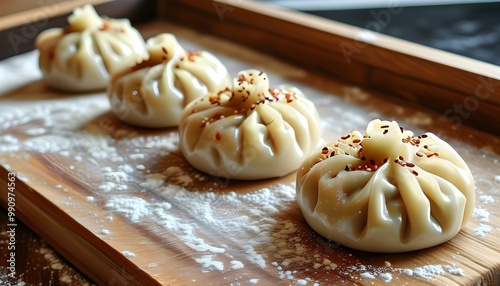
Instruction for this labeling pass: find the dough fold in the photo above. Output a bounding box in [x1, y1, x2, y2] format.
[36, 4, 148, 92]
[107, 33, 230, 128]
[296, 119, 475, 252]
[179, 69, 321, 180]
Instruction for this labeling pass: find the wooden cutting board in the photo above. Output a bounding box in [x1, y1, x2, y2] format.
[0, 21, 499, 285]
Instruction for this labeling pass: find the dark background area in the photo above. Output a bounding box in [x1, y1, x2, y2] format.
[270, 1, 500, 66]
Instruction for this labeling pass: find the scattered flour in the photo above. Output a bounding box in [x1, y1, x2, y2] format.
[494, 175, 500, 183]
[474, 224, 492, 238]
[195, 255, 224, 273]
[0, 94, 480, 285]
[411, 264, 445, 279]
[1, 50, 498, 285]
[101, 229, 111, 235]
[360, 272, 376, 279]
[479, 195, 495, 204]
[473, 207, 490, 222]
[105, 183, 296, 273]
[230, 260, 244, 270]
[472, 206, 493, 238]
[121, 251, 136, 258]
[378, 272, 392, 282]
[445, 265, 465, 276]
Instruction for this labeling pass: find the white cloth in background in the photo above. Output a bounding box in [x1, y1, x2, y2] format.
[0, 51, 41, 95]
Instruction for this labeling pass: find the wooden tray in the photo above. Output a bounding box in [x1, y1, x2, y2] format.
[1, 1, 499, 285]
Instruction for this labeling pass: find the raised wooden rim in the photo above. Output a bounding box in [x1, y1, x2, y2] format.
[161, 0, 500, 135]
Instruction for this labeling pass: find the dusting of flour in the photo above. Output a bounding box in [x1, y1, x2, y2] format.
[2, 50, 499, 285]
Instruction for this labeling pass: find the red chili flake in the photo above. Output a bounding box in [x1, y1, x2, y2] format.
[427, 153, 434, 158]
[162, 47, 168, 55]
[285, 93, 296, 103]
[340, 134, 351, 140]
[423, 145, 428, 149]
[398, 155, 404, 161]
[383, 130, 389, 135]
[237, 74, 246, 83]
[215, 132, 221, 141]
[99, 21, 110, 31]
[330, 151, 336, 157]
[186, 51, 201, 61]
[380, 125, 389, 128]
[209, 95, 220, 105]
[416, 152, 424, 157]
[411, 170, 419, 176]
[352, 139, 361, 143]
[421, 134, 428, 138]
[217, 87, 231, 95]
[383, 158, 388, 163]
[370, 159, 376, 166]
[434, 152, 440, 156]
[406, 162, 415, 167]
[321, 147, 329, 154]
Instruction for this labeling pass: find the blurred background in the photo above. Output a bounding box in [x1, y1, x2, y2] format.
[261, 0, 500, 65]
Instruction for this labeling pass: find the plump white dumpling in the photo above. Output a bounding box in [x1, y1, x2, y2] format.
[296, 119, 475, 253]
[107, 33, 231, 128]
[179, 69, 322, 180]
[36, 4, 148, 92]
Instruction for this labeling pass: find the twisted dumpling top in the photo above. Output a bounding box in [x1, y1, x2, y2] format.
[296, 119, 475, 252]
[107, 33, 230, 128]
[179, 69, 322, 180]
[36, 4, 148, 92]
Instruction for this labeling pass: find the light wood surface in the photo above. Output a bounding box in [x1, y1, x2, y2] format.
[0, 18, 499, 285]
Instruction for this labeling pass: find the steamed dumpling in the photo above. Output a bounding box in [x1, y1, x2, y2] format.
[107, 33, 230, 128]
[296, 119, 475, 252]
[36, 4, 148, 92]
[179, 69, 322, 180]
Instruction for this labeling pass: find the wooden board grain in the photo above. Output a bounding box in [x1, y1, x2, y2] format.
[0, 21, 499, 286]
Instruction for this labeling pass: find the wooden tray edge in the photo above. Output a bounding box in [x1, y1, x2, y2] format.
[0, 164, 160, 286]
[160, 0, 500, 136]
